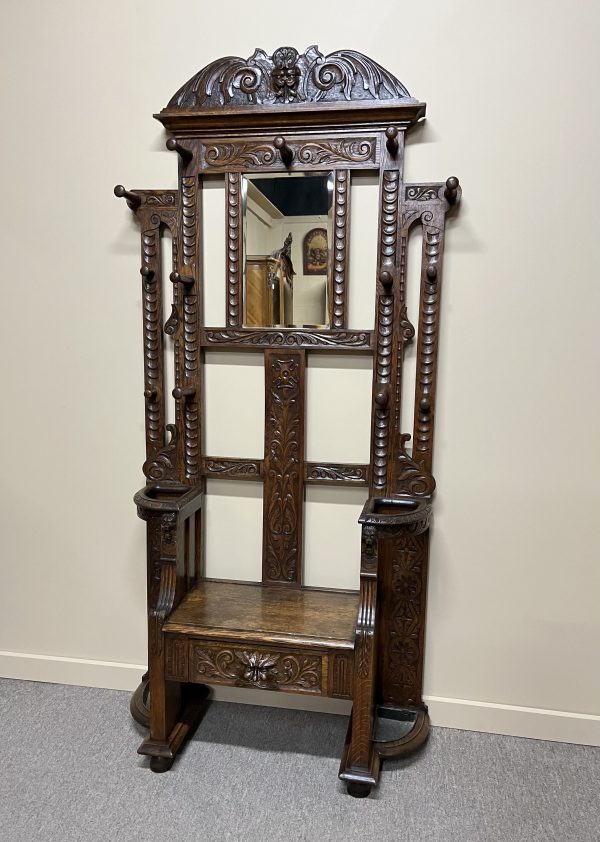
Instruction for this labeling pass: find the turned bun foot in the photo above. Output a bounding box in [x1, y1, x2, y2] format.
[347, 782, 372, 798]
[150, 756, 174, 773]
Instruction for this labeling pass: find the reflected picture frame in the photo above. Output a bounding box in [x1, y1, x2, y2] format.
[302, 227, 329, 275]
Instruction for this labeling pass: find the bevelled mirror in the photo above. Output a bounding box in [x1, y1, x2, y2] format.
[242, 171, 334, 328]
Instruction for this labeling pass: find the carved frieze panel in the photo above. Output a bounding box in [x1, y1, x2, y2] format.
[203, 458, 263, 480]
[199, 137, 378, 171]
[188, 642, 323, 694]
[201, 328, 372, 351]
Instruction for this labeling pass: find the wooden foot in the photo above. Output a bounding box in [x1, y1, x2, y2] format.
[138, 684, 209, 768]
[129, 672, 150, 728]
[338, 713, 380, 797]
[150, 755, 174, 773]
[347, 782, 372, 798]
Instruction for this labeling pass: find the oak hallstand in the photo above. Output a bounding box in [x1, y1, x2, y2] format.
[115, 45, 460, 798]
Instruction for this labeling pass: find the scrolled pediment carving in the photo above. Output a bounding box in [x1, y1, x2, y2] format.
[167, 46, 416, 109]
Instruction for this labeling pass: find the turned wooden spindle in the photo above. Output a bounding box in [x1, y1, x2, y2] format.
[170, 271, 194, 290]
[273, 136, 293, 167]
[172, 384, 196, 400]
[444, 176, 460, 205]
[114, 184, 141, 210]
[166, 138, 193, 164]
[140, 266, 155, 281]
[385, 126, 399, 155]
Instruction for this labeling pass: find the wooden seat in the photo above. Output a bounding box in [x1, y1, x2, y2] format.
[162, 580, 358, 698]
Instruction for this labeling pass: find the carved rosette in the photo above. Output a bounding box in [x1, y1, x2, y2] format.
[262, 353, 304, 584]
[168, 46, 416, 109]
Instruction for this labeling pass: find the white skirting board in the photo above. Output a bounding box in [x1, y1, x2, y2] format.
[2, 651, 599, 746]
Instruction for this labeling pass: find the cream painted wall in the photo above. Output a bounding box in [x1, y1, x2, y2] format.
[1, 1, 599, 743]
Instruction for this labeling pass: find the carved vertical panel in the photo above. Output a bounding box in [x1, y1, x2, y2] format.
[262, 351, 305, 586]
[370, 170, 401, 493]
[178, 174, 201, 482]
[226, 172, 243, 327]
[412, 214, 445, 474]
[349, 576, 377, 768]
[165, 635, 189, 681]
[331, 653, 354, 698]
[378, 530, 429, 707]
[181, 176, 196, 267]
[330, 170, 350, 328]
[141, 217, 163, 448]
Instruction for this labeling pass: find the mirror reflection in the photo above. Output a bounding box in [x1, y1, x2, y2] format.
[243, 172, 333, 328]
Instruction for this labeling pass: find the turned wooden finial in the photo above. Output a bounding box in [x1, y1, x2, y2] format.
[114, 184, 141, 209]
[444, 176, 460, 205]
[385, 126, 399, 155]
[273, 136, 293, 166]
[166, 138, 193, 164]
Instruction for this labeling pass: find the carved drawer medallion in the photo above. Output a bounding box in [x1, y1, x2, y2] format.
[188, 641, 323, 694]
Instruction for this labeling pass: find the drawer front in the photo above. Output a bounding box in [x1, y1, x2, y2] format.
[186, 639, 324, 695]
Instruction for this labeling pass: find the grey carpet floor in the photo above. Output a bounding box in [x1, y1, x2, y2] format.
[0, 679, 598, 842]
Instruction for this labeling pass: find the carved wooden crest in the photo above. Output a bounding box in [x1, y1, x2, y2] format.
[167, 46, 416, 109]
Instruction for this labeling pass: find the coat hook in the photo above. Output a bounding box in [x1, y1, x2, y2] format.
[170, 271, 194, 290]
[166, 138, 193, 165]
[379, 270, 394, 291]
[114, 184, 141, 210]
[374, 384, 389, 408]
[444, 176, 460, 205]
[274, 136, 293, 167]
[385, 126, 399, 155]
[172, 384, 196, 400]
[140, 266, 155, 281]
